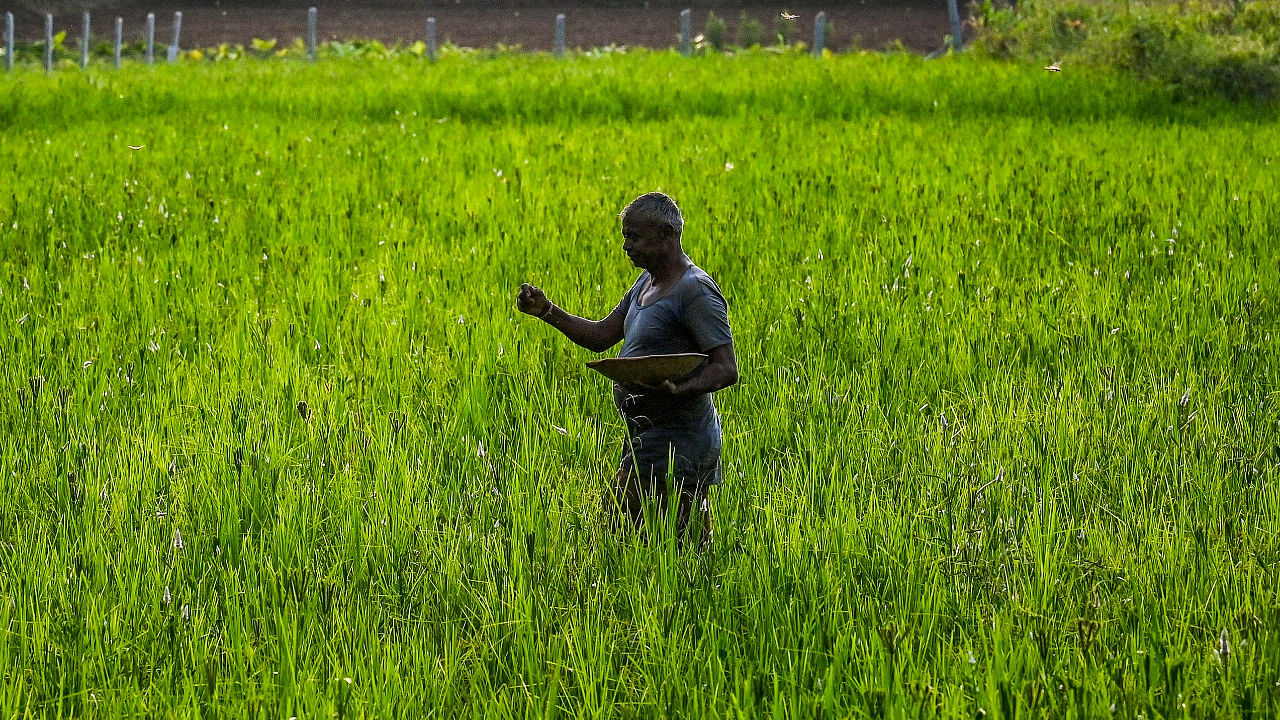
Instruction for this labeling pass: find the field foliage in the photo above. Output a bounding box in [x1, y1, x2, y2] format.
[974, 0, 1280, 101]
[1, 54, 1278, 717]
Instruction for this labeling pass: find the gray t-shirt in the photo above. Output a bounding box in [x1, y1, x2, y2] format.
[610, 265, 733, 486]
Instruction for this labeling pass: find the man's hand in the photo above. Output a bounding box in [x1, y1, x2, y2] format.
[516, 283, 553, 318]
[625, 379, 682, 396]
[653, 379, 682, 395]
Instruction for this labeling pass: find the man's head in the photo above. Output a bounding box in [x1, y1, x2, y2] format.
[619, 192, 683, 270]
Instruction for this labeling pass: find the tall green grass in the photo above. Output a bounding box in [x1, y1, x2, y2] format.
[1, 53, 1278, 717]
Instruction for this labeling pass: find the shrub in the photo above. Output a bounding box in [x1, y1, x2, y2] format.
[737, 12, 764, 48]
[705, 11, 728, 52]
[972, 0, 1280, 102]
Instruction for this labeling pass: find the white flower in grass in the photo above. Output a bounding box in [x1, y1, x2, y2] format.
[173, 529, 184, 549]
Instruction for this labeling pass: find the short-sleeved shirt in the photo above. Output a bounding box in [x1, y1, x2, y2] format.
[611, 265, 733, 487]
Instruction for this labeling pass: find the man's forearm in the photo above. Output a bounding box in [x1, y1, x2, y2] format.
[671, 361, 738, 396]
[542, 305, 616, 353]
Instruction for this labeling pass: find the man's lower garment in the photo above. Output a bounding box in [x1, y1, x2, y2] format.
[603, 465, 712, 548]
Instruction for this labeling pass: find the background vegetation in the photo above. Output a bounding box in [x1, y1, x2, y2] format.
[973, 0, 1280, 101]
[1, 52, 1278, 717]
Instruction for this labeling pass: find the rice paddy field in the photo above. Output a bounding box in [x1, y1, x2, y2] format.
[1, 51, 1278, 718]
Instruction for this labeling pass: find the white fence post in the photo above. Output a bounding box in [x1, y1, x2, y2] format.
[145, 13, 154, 64]
[81, 12, 90, 68]
[679, 9, 691, 56]
[554, 13, 565, 58]
[4, 12, 13, 72]
[167, 11, 181, 62]
[426, 17, 436, 62]
[44, 14, 52, 73]
[307, 7, 317, 61]
[813, 12, 826, 57]
[114, 17, 122, 68]
[948, 0, 963, 51]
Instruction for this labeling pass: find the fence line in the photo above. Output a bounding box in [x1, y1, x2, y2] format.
[5, 12, 12, 72]
[679, 9, 691, 57]
[306, 7, 316, 62]
[1, 8, 862, 72]
[426, 17, 436, 62]
[79, 11, 88, 68]
[554, 13, 565, 59]
[167, 11, 181, 62]
[948, 0, 964, 51]
[813, 12, 826, 57]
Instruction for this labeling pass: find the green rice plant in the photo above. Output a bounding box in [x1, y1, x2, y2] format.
[0, 52, 1277, 718]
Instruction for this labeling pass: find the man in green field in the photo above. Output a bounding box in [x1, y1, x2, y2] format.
[516, 192, 738, 547]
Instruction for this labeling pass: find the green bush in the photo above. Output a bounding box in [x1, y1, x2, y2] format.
[738, 12, 764, 48]
[973, 0, 1280, 101]
[705, 11, 728, 52]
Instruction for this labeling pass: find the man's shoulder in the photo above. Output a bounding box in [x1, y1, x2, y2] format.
[682, 265, 726, 298]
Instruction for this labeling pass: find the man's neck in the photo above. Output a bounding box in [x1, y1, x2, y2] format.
[648, 253, 691, 285]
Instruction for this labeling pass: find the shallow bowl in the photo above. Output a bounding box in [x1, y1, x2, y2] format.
[585, 353, 708, 386]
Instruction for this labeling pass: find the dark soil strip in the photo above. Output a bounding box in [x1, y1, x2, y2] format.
[9, 1, 952, 54]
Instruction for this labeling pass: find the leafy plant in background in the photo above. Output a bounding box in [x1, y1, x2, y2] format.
[249, 37, 278, 56]
[704, 11, 727, 52]
[737, 12, 764, 47]
[972, 0, 1280, 101]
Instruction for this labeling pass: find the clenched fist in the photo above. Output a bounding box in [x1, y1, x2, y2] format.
[516, 283, 553, 319]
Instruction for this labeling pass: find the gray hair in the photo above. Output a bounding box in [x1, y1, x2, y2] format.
[620, 192, 683, 238]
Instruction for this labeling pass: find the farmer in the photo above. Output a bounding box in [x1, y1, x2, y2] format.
[516, 192, 738, 547]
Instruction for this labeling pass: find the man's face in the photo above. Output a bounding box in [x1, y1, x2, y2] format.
[620, 217, 671, 269]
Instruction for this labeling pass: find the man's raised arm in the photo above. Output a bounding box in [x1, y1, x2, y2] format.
[516, 283, 625, 353]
